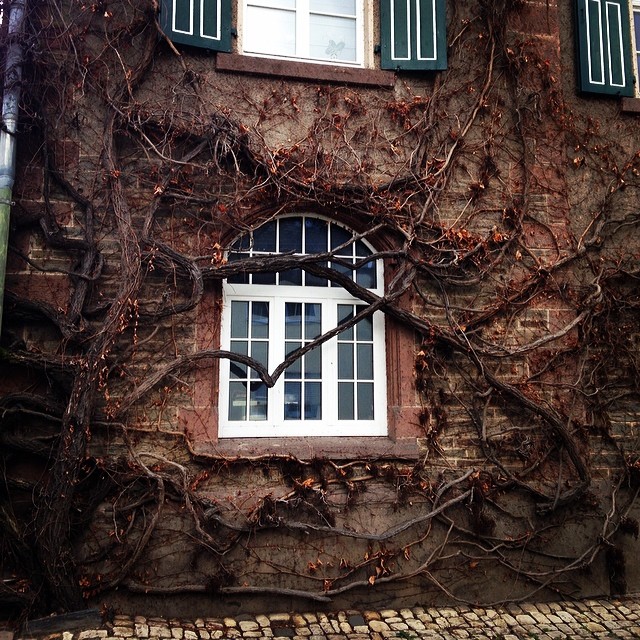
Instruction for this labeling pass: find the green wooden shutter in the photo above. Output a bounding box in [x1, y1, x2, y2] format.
[380, 0, 446, 71]
[576, 0, 634, 96]
[159, 0, 231, 52]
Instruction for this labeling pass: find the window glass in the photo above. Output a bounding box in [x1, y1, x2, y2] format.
[244, 6, 296, 56]
[252, 220, 277, 252]
[243, 0, 362, 66]
[231, 301, 249, 338]
[338, 382, 354, 420]
[280, 217, 303, 253]
[228, 301, 270, 422]
[310, 0, 355, 14]
[357, 383, 374, 420]
[310, 14, 357, 62]
[304, 218, 328, 253]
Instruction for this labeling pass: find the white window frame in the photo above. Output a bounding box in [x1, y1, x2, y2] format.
[219, 215, 386, 438]
[239, 0, 366, 67]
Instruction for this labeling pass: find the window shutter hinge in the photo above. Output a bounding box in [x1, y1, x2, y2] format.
[231, 27, 238, 38]
[374, 44, 381, 55]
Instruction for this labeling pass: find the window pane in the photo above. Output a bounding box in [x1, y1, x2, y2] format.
[357, 382, 374, 420]
[331, 224, 352, 251]
[356, 260, 376, 288]
[232, 233, 251, 250]
[229, 381, 247, 421]
[251, 341, 269, 373]
[279, 268, 302, 286]
[310, 14, 357, 62]
[230, 361, 247, 380]
[253, 271, 277, 285]
[305, 382, 322, 419]
[338, 343, 353, 379]
[244, 6, 296, 56]
[251, 301, 269, 338]
[355, 240, 371, 256]
[284, 382, 301, 420]
[355, 240, 376, 287]
[356, 314, 373, 341]
[252, 220, 277, 252]
[357, 344, 373, 379]
[338, 304, 354, 339]
[305, 270, 328, 287]
[305, 303, 322, 339]
[310, 0, 355, 15]
[305, 217, 328, 253]
[249, 382, 268, 420]
[305, 346, 322, 379]
[285, 303, 302, 339]
[284, 341, 302, 379]
[230, 341, 248, 379]
[338, 382, 354, 419]
[330, 260, 353, 286]
[280, 217, 303, 253]
[227, 252, 250, 284]
[231, 301, 249, 338]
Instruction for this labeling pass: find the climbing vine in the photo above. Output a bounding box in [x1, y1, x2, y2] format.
[0, 0, 638, 620]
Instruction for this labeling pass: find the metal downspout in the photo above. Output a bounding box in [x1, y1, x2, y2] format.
[0, 0, 27, 337]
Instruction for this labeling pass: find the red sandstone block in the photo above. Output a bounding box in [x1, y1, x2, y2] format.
[195, 294, 220, 350]
[192, 362, 217, 407]
[179, 406, 217, 443]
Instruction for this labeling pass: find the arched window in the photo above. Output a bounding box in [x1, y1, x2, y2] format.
[219, 214, 386, 438]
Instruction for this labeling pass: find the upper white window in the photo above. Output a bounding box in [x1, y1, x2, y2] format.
[219, 215, 386, 438]
[241, 0, 365, 66]
[159, 1, 448, 71]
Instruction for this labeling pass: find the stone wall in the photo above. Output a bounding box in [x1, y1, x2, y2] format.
[1, 0, 638, 617]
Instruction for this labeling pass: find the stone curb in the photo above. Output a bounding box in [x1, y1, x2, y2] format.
[11, 596, 640, 640]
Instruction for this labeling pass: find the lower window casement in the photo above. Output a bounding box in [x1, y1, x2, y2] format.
[219, 295, 386, 438]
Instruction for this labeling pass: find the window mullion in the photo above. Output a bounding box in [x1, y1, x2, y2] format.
[355, 0, 364, 65]
[271, 298, 285, 426]
[298, 0, 310, 59]
[322, 299, 337, 426]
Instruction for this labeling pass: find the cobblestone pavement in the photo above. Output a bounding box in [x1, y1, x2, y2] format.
[12, 596, 640, 640]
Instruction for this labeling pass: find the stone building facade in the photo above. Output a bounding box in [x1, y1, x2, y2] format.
[0, 0, 639, 618]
